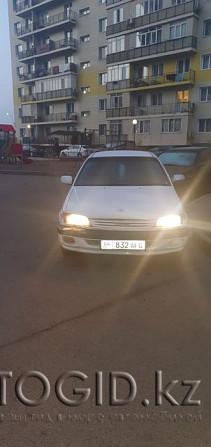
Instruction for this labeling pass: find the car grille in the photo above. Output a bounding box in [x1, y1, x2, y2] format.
[90, 218, 155, 230]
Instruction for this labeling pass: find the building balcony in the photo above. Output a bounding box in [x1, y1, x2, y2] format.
[106, 36, 197, 65]
[18, 38, 77, 62]
[16, 11, 77, 38]
[106, 70, 195, 92]
[106, 0, 200, 36]
[18, 63, 77, 83]
[106, 0, 127, 6]
[15, 0, 47, 13]
[15, 0, 61, 16]
[21, 112, 78, 125]
[106, 103, 195, 118]
[20, 88, 77, 104]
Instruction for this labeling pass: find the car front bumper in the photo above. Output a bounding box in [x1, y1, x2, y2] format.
[58, 226, 188, 255]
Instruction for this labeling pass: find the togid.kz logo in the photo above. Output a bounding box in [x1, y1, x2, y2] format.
[0, 370, 201, 407]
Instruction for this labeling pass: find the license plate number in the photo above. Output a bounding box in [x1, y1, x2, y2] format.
[101, 240, 146, 250]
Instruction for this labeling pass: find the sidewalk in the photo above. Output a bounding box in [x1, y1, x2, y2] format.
[186, 194, 211, 247]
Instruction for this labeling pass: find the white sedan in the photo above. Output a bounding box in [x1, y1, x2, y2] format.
[59, 145, 91, 158]
[58, 151, 188, 255]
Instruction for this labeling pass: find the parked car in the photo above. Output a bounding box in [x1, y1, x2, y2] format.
[22, 144, 45, 158]
[158, 147, 211, 200]
[59, 145, 92, 158]
[58, 151, 188, 255]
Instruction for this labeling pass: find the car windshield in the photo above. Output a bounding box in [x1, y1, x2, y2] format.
[75, 156, 170, 186]
[159, 151, 197, 166]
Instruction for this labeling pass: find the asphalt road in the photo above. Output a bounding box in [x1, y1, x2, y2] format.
[0, 174, 210, 447]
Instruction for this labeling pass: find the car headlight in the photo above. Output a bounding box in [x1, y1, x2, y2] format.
[156, 214, 182, 228]
[59, 213, 90, 227]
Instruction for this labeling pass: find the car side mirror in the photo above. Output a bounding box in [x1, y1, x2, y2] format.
[61, 175, 73, 185]
[172, 174, 185, 182]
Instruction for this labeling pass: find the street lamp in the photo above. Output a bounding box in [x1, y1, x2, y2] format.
[132, 119, 137, 148]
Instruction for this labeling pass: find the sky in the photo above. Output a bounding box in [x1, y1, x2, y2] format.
[0, 0, 14, 125]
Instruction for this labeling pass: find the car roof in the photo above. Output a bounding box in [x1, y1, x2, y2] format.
[91, 150, 154, 158]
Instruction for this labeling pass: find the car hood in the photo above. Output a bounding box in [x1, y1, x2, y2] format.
[64, 186, 182, 219]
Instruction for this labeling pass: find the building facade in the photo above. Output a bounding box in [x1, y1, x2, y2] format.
[8, 0, 108, 145]
[106, 0, 211, 146]
[8, 0, 211, 147]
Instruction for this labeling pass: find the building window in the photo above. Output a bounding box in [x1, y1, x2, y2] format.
[152, 63, 163, 77]
[201, 54, 211, 70]
[110, 121, 122, 135]
[65, 55, 73, 64]
[17, 66, 24, 77]
[110, 94, 122, 108]
[64, 4, 72, 19]
[138, 94, 147, 107]
[200, 87, 211, 102]
[16, 44, 23, 56]
[80, 34, 90, 43]
[81, 86, 90, 94]
[99, 46, 107, 59]
[61, 78, 65, 89]
[15, 22, 22, 34]
[99, 124, 107, 135]
[99, 0, 106, 4]
[107, 64, 130, 82]
[136, 0, 163, 16]
[137, 120, 151, 134]
[145, 0, 163, 14]
[170, 21, 186, 39]
[18, 87, 24, 98]
[172, 0, 186, 5]
[176, 58, 190, 73]
[113, 8, 123, 24]
[108, 36, 125, 54]
[203, 19, 211, 36]
[162, 118, 181, 133]
[99, 18, 107, 32]
[151, 92, 162, 106]
[198, 119, 211, 132]
[136, 26, 162, 47]
[80, 61, 90, 70]
[79, 7, 90, 16]
[176, 90, 189, 103]
[81, 111, 90, 117]
[99, 72, 107, 85]
[99, 99, 107, 111]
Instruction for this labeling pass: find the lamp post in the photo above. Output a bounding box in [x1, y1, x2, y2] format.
[132, 119, 137, 149]
[27, 124, 31, 155]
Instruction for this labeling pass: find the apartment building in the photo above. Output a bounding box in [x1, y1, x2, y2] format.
[8, 0, 108, 145]
[106, 0, 211, 146]
[8, 0, 211, 147]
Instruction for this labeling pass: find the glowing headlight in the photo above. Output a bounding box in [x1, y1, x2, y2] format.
[156, 214, 181, 228]
[60, 213, 90, 227]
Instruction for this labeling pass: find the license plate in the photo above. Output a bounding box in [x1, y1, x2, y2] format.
[101, 240, 146, 250]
